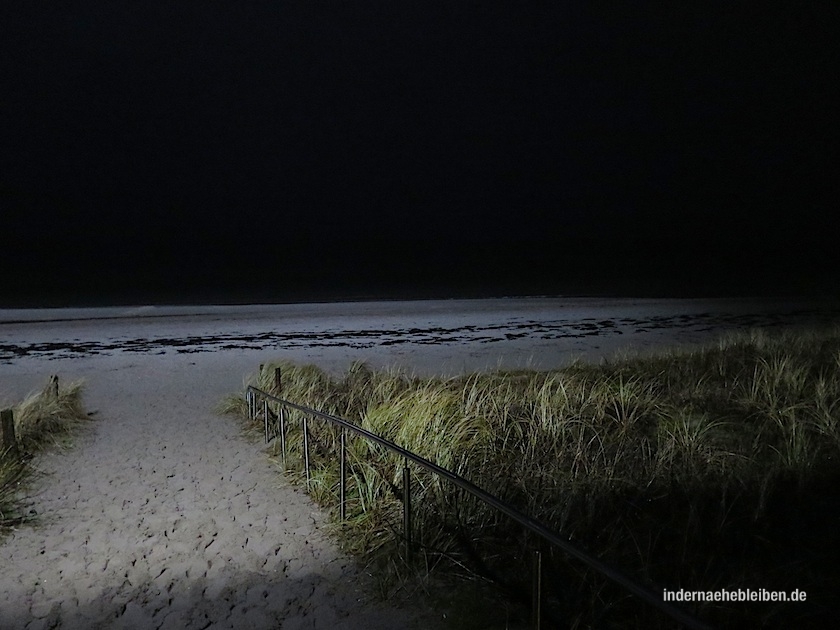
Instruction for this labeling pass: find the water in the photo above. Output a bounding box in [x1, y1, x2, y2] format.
[2, 297, 838, 376]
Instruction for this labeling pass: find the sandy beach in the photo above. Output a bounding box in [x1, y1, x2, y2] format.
[1, 298, 838, 629]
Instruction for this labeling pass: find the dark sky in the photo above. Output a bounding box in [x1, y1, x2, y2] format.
[2, 2, 838, 306]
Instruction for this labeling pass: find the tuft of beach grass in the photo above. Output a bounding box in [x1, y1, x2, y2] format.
[1, 377, 90, 530]
[227, 326, 840, 628]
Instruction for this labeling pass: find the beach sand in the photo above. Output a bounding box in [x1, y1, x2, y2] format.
[1, 298, 837, 628]
[0, 351, 447, 630]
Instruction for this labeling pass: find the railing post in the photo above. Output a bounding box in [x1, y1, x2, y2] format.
[274, 367, 282, 395]
[532, 548, 543, 630]
[403, 462, 412, 559]
[263, 399, 269, 443]
[280, 405, 287, 469]
[303, 415, 310, 485]
[1, 409, 18, 457]
[339, 429, 347, 521]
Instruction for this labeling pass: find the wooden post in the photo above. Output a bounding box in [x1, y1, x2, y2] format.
[274, 367, 282, 394]
[403, 463, 412, 559]
[50, 374, 59, 397]
[1, 409, 18, 457]
[263, 399, 269, 444]
[339, 429, 346, 521]
[532, 548, 543, 630]
[303, 416, 310, 485]
[280, 405, 287, 469]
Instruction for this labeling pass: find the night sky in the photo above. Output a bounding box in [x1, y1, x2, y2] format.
[2, 3, 838, 307]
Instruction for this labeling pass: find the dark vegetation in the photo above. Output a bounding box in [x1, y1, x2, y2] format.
[227, 326, 840, 628]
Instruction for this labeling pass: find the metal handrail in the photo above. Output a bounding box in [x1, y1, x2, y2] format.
[246, 384, 711, 630]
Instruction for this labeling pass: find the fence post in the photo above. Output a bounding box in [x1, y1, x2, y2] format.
[1, 408, 18, 457]
[403, 462, 412, 559]
[339, 429, 347, 521]
[50, 375, 59, 397]
[280, 405, 287, 469]
[532, 548, 543, 630]
[303, 416, 311, 485]
[263, 399, 269, 444]
[274, 367, 282, 394]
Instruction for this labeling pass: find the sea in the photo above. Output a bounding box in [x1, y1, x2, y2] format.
[2, 297, 839, 376]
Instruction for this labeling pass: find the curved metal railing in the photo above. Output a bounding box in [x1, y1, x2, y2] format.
[246, 383, 711, 630]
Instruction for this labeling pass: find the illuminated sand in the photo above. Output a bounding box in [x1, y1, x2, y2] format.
[0, 354, 447, 630]
[0, 298, 837, 629]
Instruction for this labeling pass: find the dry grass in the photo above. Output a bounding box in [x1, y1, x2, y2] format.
[226, 326, 840, 628]
[1, 376, 90, 530]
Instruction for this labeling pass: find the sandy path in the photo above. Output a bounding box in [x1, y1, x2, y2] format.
[0, 354, 443, 630]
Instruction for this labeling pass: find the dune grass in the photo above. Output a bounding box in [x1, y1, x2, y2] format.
[1, 377, 89, 530]
[226, 326, 840, 628]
